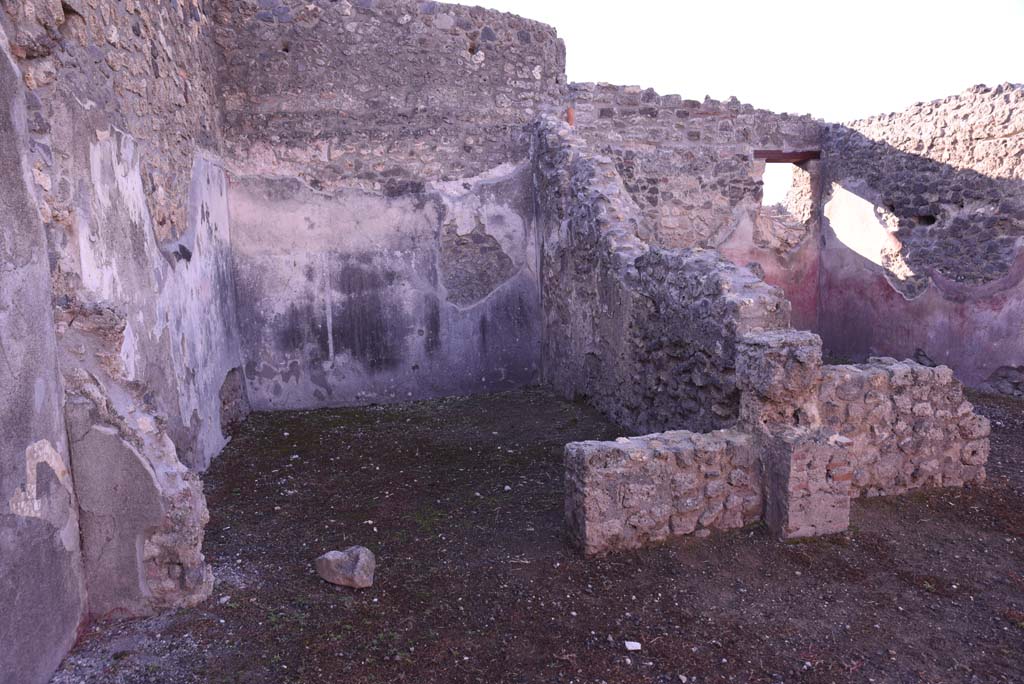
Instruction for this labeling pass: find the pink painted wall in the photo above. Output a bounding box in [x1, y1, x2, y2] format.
[818, 222, 1024, 386]
[719, 232, 820, 332]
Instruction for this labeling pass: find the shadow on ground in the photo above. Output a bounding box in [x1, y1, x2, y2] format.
[52, 388, 1024, 683]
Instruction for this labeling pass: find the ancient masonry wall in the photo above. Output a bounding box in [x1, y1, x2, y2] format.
[0, 24, 85, 684]
[566, 429, 761, 552]
[2, 0, 238, 676]
[0, 1, 1006, 680]
[552, 115, 991, 554]
[820, 360, 991, 496]
[215, 0, 566, 409]
[569, 83, 824, 330]
[2, 0, 244, 467]
[567, 339, 991, 554]
[819, 84, 1024, 393]
[533, 117, 791, 436]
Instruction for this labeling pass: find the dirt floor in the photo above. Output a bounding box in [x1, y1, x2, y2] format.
[970, 390, 1024, 493]
[52, 388, 1024, 684]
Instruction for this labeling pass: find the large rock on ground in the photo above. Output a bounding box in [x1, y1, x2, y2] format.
[315, 547, 375, 589]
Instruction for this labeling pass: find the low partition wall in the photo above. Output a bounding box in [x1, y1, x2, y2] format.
[820, 359, 990, 496]
[565, 429, 761, 554]
[566, 351, 990, 554]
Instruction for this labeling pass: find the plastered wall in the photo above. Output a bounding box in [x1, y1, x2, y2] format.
[2, 1, 236, 674]
[214, 0, 566, 408]
[0, 26, 85, 684]
[230, 164, 542, 409]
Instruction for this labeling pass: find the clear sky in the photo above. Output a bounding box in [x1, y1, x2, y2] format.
[477, 0, 1024, 122]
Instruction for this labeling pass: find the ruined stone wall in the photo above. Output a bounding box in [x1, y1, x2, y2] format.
[533, 116, 791, 436]
[214, 0, 566, 191]
[820, 360, 990, 496]
[0, 26, 85, 684]
[566, 430, 762, 555]
[7, 0, 224, 243]
[217, 0, 565, 408]
[565, 326, 991, 554]
[819, 84, 1024, 393]
[0, 1, 1011, 678]
[3, 0, 242, 468]
[568, 83, 823, 329]
[1, 2, 233, 676]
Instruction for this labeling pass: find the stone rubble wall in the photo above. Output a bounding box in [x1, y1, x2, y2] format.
[824, 84, 1024, 291]
[820, 360, 990, 496]
[214, 0, 567, 192]
[569, 83, 824, 329]
[533, 115, 930, 556]
[819, 84, 1024, 393]
[533, 116, 791, 436]
[565, 327, 991, 554]
[566, 430, 761, 555]
[6, 0, 224, 244]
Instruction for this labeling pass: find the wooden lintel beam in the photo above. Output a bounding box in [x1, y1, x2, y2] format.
[753, 150, 821, 163]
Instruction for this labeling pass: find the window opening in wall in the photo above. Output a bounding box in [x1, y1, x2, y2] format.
[751, 151, 821, 258]
[762, 162, 796, 207]
[747, 151, 823, 332]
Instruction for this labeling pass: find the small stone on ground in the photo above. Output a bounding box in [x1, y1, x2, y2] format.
[315, 546, 375, 588]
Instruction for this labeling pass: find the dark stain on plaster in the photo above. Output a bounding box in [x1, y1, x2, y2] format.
[333, 263, 390, 294]
[424, 295, 441, 354]
[276, 301, 317, 353]
[331, 261, 409, 371]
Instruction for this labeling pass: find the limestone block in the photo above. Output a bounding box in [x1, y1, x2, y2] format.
[737, 330, 824, 432]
